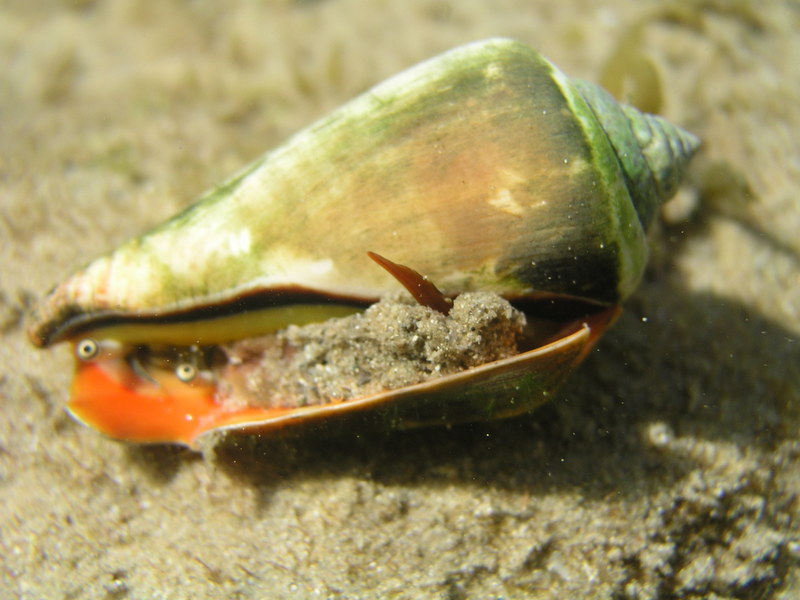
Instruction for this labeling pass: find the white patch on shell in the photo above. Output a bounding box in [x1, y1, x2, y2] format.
[483, 62, 503, 80]
[487, 188, 524, 217]
[287, 258, 336, 281]
[225, 228, 252, 257]
[565, 155, 590, 178]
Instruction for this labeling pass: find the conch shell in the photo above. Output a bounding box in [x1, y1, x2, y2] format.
[28, 39, 699, 448]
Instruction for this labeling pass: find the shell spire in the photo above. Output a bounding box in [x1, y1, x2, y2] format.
[623, 106, 701, 204]
[573, 80, 700, 229]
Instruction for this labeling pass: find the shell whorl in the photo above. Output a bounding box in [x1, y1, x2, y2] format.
[574, 80, 700, 229]
[623, 106, 701, 203]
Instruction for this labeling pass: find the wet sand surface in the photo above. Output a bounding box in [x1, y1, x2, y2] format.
[2, 2, 799, 598]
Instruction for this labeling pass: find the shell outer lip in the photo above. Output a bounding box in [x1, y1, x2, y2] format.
[29, 282, 613, 348]
[27, 286, 378, 347]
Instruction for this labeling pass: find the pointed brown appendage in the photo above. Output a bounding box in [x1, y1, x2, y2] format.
[367, 251, 453, 315]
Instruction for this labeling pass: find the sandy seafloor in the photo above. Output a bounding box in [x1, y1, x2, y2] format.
[2, 1, 799, 598]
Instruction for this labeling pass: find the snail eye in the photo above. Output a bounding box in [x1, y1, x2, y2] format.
[175, 363, 197, 383]
[76, 339, 99, 361]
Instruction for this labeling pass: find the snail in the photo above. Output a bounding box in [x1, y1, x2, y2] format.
[28, 38, 699, 448]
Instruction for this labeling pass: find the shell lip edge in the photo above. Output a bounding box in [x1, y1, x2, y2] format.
[27, 284, 383, 348]
[30, 285, 616, 348]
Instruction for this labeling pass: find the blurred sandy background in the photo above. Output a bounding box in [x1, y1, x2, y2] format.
[1, 1, 799, 598]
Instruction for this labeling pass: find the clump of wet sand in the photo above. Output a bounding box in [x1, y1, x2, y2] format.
[217, 292, 526, 409]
